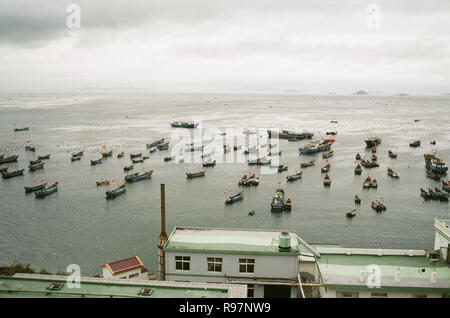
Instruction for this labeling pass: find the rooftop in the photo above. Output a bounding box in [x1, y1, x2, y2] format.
[0, 274, 246, 298]
[435, 218, 450, 241]
[164, 227, 302, 256]
[101, 256, 144, 276]
[315, 247, 450, 293]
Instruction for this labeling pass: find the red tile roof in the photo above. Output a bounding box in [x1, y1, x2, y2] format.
[101, 256, 144, 276]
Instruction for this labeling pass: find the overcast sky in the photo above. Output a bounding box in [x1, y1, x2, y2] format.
[0, 0, 449, 94]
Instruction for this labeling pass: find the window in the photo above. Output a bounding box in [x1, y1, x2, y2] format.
[247, 284, 255, 298]
[413, 294, 427, 298]
[336, 291, 359, 298]
[128, 272, 139, 279]
[207, 257, 222, 272]
[175, 256, 191, 271]
[239, 258, 255, 273]
[371, 292, 388, 298]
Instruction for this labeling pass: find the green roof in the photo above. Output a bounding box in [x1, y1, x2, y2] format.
[163, 227, 300, 256]
[0, 275, 241, 298]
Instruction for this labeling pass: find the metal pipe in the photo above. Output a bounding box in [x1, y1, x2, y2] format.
[160, 184, 166, 235]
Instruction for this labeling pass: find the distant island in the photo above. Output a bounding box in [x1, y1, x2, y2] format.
[395, 93, 409, 96]
[354, 90, 368, 95]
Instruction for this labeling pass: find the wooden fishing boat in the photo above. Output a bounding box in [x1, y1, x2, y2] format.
[25, 145, 36, 152]
[330, 120, 338, 124]
[326, 131, 337, 135]
[387, 167, 399, 178]
[355, 153, 361, 160]
[147, 138, 165, 148]
[323, 174, 331, 186]
[284, 198, 292, 211]
[132, 158, 144, 164]
[72, 151, 84, 157]
[248, 210, 255, 215]
[35, 182, 58, 198]
[362, 176, 372, 188]
[186, 171, 206, 179]
[409, 140, 421, 148]
[158, 143, 169, 150]
[14, 127, 29, 132]
[2, 169, 24, 179]
[372, 147, 377, 154]
[0, 167, 8, 173]
[90, 158, 102, 166]
[29, 159, 42, 165]
[164, 156, 175, 162]
[125, 170, 153, 182]
[102, 150, 113, 158]
[299, 141, 332, 154]
[0, 155, 18, 164]
[322, 150, 333, 159]
[25, 183, 46, 193]
[424, 154, 448, 174]
[106, 183, 126, 199]
[430, 140, 436, 145]
[143, 156, 149, 160]
[354, 195, 361, 204]
[170, 121, 198, 128]
[420, 188, 431, 200]
[361, 159, 379, 168]
[433, 187, 449, 201]
[354, 164, 362, 175]
[71, 155, 81, 162]
[117, 152, 124, 158]
[248, 157, 271, 165]
[371, 200, 386, 212]
[38, 154, 50, 160]
[426, 170, 441, 181]
[203, 160, 216, 167]
[287, 171, 303, 181]
[300, 160, 315, 168]
[225, 191, 244, 204]
[148, 146, 157, 153]
[271, 188, 286, 211]
[388, 150, 397, 159]
[130, 153, 142, 159]
[442, 181, 450, 193]
[29, 162, 44, 171]
[267, 130, 313, 140]
[321, 163, 331, 173]
[239, 174, 259, 186]
[346, 209, 356, 218]
[370, 179, 378, 188]
[365, 137, 382, 148]
[371, 154, 377, 162]
[96, 180, 110, 186]
[124, 165, 133, 171]
[277, 165, 288, 173]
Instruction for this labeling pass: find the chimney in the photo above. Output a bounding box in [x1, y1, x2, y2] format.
[158, 184, 168, 280]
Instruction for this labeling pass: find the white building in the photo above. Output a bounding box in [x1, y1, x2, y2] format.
[101, 256, 148, 280]
[162, 227, 318, 298]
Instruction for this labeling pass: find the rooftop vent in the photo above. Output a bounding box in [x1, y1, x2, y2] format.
[278, 231, 291, 252]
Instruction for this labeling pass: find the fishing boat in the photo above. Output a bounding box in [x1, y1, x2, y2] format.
[326, 131, 337, 135]
[430, 141, 436, 145]
[330, 120, 338, 124]
[370, 179, 378, 188]
[321, 163, 331, 173]
[203, 160, 216, 167]
[364, 137, 382, 148]
[355, 153, 361, 160]
[239, 174, 260, 186]
[25, 145, 36, 152]
[38, 154, 50, 160]
[0, 155, 18, 164]
[424, 154, 448, 174]
[442, 181, 450, 193]
[225, 191, 244, 204]
[106, 183, 126, 199]
[102, 150, 113, 158]
[71, 155, 81, 162]
[96, 180, 110, 186]
[72, 151, 84, 157]
[388, 150, 397, 159]
[186, 171, 206, 179]
[29, 162, 44, 171]
[248, 157, 271, 165]
[267, 130, 313, 140]
[35, 182, 58, 198]
[362, 176, 372, 188]
[409, 140, 421, 148]
[420, 188, 431, 200]
[354, 164, 362, 175]
[248, 210, 255, 215]
[158, 142, 169, 150]
[371, 147, 377, 154]
[147, 138, 165, 148]
[14, 127, 29, 132]
[24, 183, 46, 193]
[299, 141, 332, 154]
[346, 209, 356, 218]
[361, 159, 379, 168]
[387, 167, 399, 178]
[0, 167, 8, 173]
[130, 153, 142, 159]
[170, 121, 198, 128]
[124, 165, 133, 171]
[244, 146, 258, 154]
[286, 171, 303, 181]
[267, 151, 282, 156]
[271, 188, 286, 211]
[371, 154, 377, 162]
[148, 146, 157, 153]
[125, 170, 153, 182]
[143, 156, 149, 160]
[164, 156, 175, 162]
[300, 160, 315, 168]
[277, 165, 288, 173]
[322, 150, 333, 159]
[426, 170, 441, 181]
[433, 187, 449, 201]
[117, 152, 124, 158]
[354, 195, 361, 204]
[29, 159, 42, 165]
[132, 158, 144, 164]
[323, 174, 331, 186]
[2, 169, 24, 179]
[90, 158, 102, 166]
[284, 198, 292, 211]
[371, 200, 386, 212]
